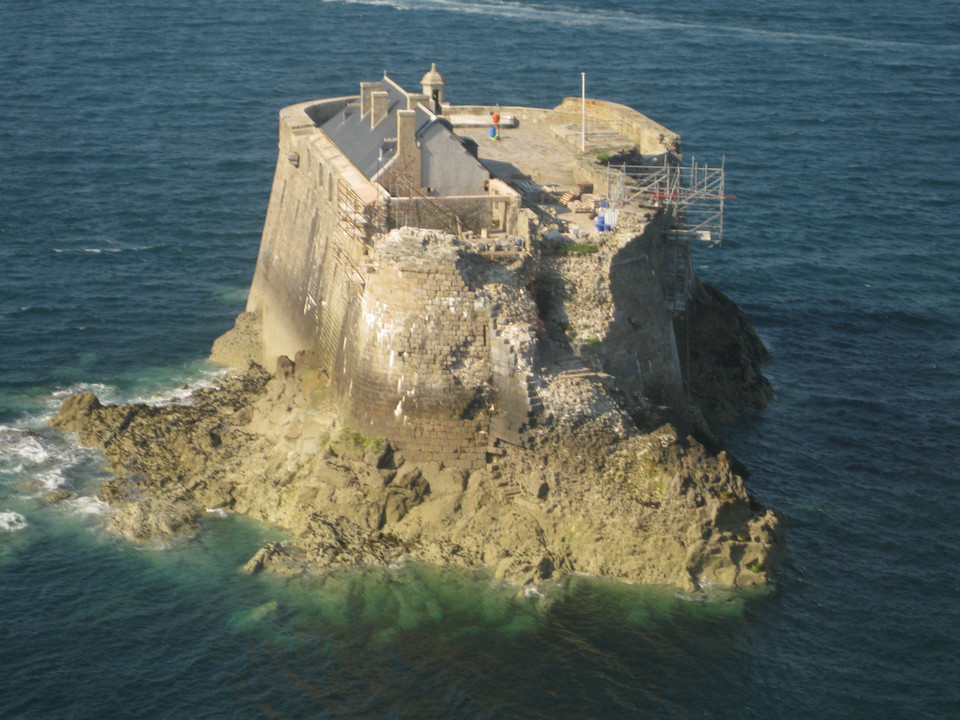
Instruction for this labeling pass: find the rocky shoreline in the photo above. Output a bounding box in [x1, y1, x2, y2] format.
[48, 287, 785, 593]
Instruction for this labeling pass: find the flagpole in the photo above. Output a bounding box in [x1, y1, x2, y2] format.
[581, 72, 586, 152]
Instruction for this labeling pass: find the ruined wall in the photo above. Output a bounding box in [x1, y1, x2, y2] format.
[602, 212, 687, 410]
[334, 231, 539, 467]
[338, 233, 490, 468]
[539, 209, 687, 412]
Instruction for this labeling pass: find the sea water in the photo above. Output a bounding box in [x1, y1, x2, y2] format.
[2, 1, 958, 717]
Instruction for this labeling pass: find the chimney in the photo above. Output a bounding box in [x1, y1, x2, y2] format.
[359, 81, 379, 118]
[406, 93, 429, 111]
[396, 109, 421, 191]
[371, 90, 390, 128]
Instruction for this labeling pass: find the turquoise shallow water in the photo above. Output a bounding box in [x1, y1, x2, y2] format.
[2, 1, 959, 717]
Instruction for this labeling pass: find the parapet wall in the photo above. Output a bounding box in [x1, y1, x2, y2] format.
[554, 97, 681, 157]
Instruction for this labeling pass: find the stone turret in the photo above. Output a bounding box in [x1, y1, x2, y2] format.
[421, 62, 446, 114]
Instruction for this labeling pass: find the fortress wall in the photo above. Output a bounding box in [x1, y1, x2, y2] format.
[243, 100, 535, 467]
[246, 100, 382, 373]
[244, 92, 689, 464]
[554, 98, 681, 156]
[444, 105, 552, 125]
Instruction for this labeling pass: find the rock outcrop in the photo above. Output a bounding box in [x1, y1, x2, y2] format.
[49, 304, 785, 593]
[677, 283, 774, 421]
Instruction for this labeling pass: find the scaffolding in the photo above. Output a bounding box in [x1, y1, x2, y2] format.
[333, 180, 385, 292]
[606, 158, 727, 245]
[337, 179, 385, 244]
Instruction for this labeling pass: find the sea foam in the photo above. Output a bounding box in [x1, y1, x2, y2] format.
[0, 427, 50, 466]
[67, 496, 110, 516]
[0, 511, 28, 532]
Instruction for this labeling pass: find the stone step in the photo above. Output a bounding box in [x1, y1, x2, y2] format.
[499, 483, 521, 498]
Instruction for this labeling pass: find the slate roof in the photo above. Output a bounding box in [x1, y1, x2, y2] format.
[319, 76, 488, 196]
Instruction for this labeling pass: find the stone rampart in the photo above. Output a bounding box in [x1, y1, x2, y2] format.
[246, 98, 383, 369]
[243, 98, 544, 468]
[334, 230, 540, 467]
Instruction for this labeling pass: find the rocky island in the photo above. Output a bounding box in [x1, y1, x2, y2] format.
[51, 67, 784, 593]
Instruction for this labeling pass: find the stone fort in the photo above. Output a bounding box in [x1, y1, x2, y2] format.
[215, 64, 724, 470]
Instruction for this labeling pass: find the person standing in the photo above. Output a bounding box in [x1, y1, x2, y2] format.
[490, 109, 501, 140]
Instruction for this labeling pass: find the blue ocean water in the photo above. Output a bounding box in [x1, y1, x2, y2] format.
[2, 0, 958, 717]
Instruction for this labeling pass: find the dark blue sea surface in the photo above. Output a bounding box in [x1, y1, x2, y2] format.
[2, 1, 958, 717]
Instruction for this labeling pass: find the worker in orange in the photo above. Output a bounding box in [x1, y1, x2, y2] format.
[490, 109, 501, 140]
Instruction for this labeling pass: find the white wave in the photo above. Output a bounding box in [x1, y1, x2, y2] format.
[1, 426, 110, 502]
[51, 382, 119, 404]
[133, 373, 226, 407]
[50, 370, 225, 410]
[0, 427, 50, 465]
[67, 496, 111, 516]
[35, 468, 68, 490]
[135, 383, 207, 407]
[0, 511, 28, 532]
[205, 508, 228, 518]
[28, 382, 122, 426]
[323, 0, 960, 52]
[54, 245, 156, 254]
[695, 576, 717, 592]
